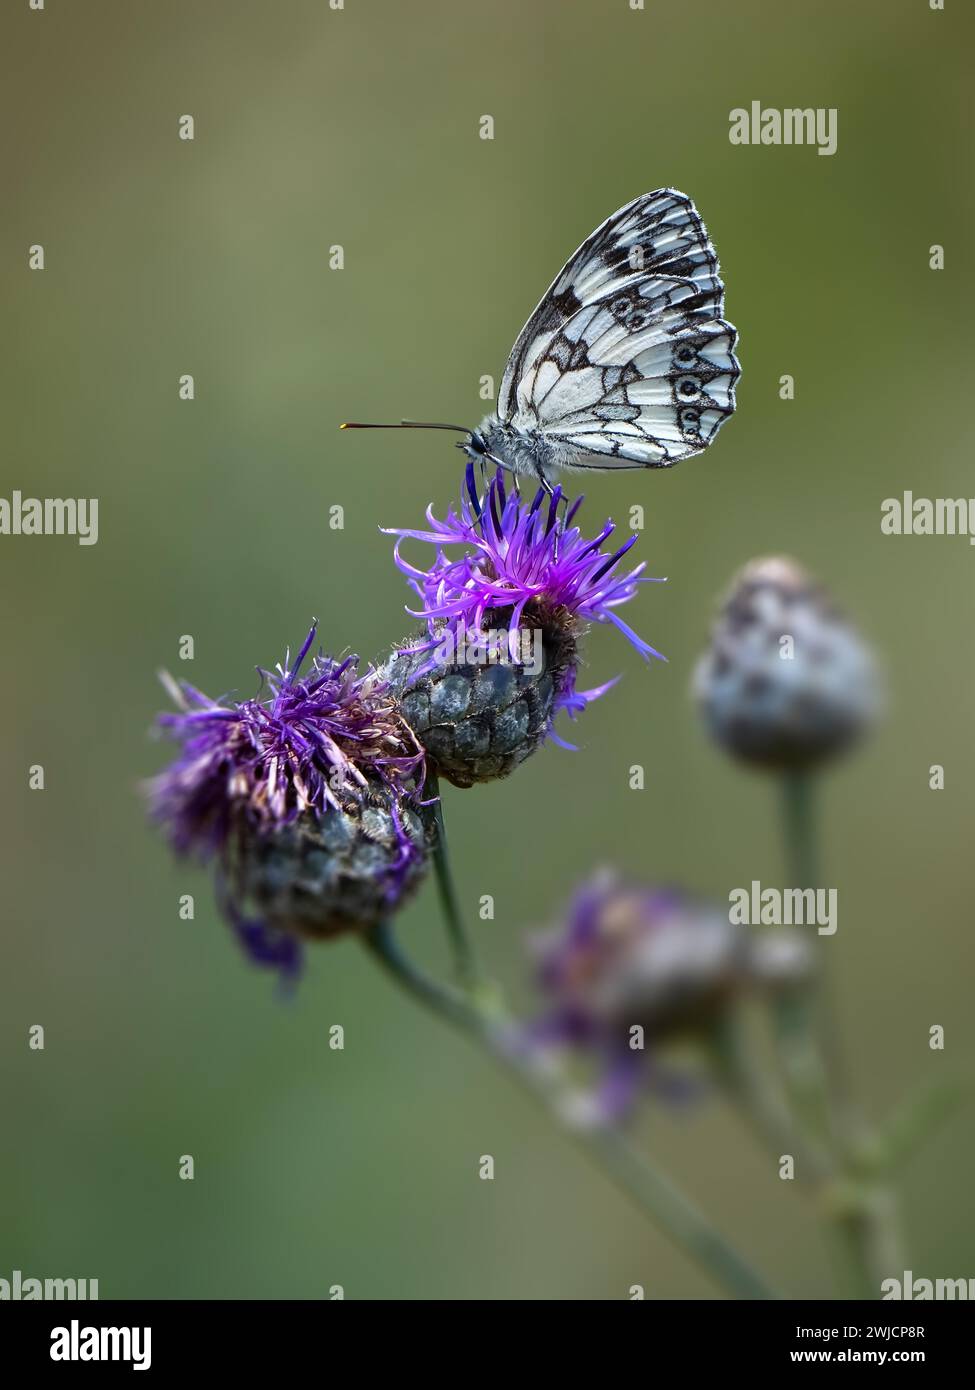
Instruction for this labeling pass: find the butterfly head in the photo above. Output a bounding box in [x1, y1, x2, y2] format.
[458, 417, 533, 484]
[462, 426, 491, 459]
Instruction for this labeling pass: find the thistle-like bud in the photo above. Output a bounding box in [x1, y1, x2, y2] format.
[529, 871, 813, 1121]
[228, 776, 430, 940]
[383, 465, 662, 787]
[382, 605, 574, 788]
[535, 872, 810, 1042]
[693, 556, 880, 771]
[146, 624, 430, 977]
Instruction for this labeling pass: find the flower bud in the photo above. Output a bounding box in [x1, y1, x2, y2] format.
[693, 556, 880, 771]
[228, 777, 430, 939]
[383, 605, 576, 788]
[534, 872, 815, 1044]
[146, 624, 430, 976]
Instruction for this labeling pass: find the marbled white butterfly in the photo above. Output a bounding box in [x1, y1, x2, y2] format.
[343, 189, 739, 492]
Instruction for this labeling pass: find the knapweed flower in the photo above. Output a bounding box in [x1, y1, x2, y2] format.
[528, 871, 811, 1124]
[693, 556, 881, 771]
[383, 464, 663, 786]
[146, 624, 431, 975]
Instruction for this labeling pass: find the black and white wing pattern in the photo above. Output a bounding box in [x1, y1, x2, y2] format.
[495, 189, 740, 470]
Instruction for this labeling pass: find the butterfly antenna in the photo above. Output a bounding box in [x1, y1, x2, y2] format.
[340, 420, 471, 435]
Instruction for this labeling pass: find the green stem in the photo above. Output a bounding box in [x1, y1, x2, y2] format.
[365, 920, 482, 1033]
[710, 1014, 833, 1183]
[365, 920, 778, 1301]
[426, 772, 480, 988]
[778, 772, 845, 1128]
[879, 1074, 972, 1173]
[831, 1187, 904, 1300]
[777, 772, 904, 1298]
[782, 770, 817, 886]
[776, 774, 842, 1149]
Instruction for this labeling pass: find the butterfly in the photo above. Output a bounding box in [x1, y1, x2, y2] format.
[342, 188, 739, 493]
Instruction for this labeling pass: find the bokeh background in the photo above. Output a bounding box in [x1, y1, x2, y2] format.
[1, 0, 972, 1299]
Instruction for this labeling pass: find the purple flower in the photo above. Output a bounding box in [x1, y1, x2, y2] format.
[384, 465, 664, 739]
[146, 624, 430, 976]
[534, 873, 744, 1035]
[148, 623, 424, 856]
[526, 870, 812, 1125]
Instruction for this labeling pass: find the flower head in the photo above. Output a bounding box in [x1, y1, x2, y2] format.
[149, 623, 424, 856]
[527, 870, 811, 1124]
[382, 466, 663, 782]
[534, 873, 751, 1041]
[387, 463, 662, 671]
[146, 624, 431, 971]
[693, 556, 881, 771]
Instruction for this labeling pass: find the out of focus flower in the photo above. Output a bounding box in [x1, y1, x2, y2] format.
[693, 556, 880, 771]
[146, 624, 431, 975]
[383, 464, 663, 786]
[529, 870, 812, 1124]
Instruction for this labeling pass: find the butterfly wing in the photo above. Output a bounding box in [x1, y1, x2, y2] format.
[496, 189, 739, 469]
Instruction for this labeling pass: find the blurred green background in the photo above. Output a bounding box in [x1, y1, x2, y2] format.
[1, 0, 972, 1300]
